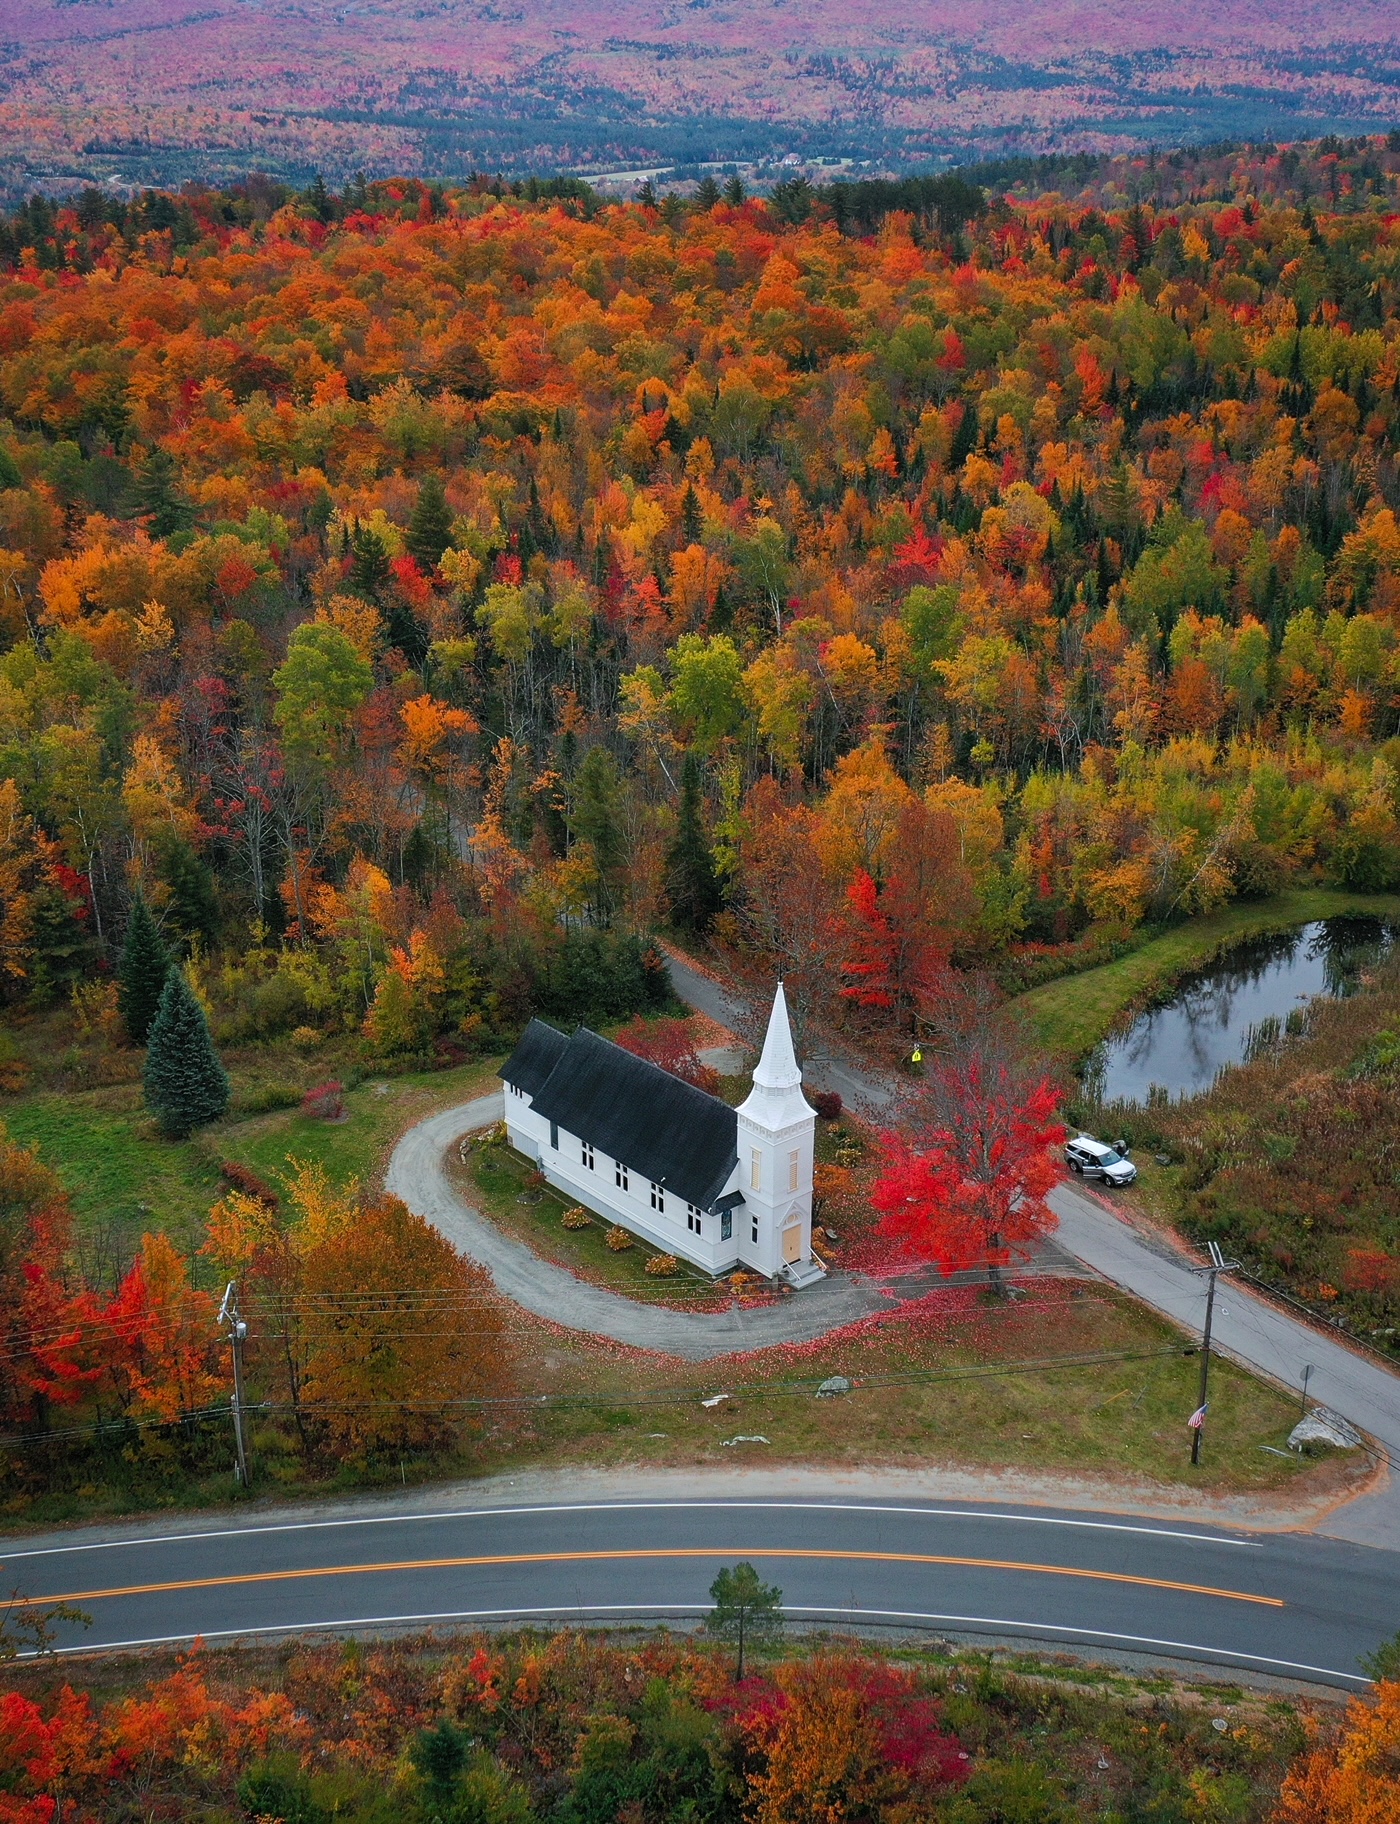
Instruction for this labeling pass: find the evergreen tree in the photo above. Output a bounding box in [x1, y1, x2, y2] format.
[158, 838, 219, 946]
[118, 894, 171, 1046]
[705, 1562, 783, 1680]
[694, 175, 721, 210]
[406, 473, 454, 572]
[143, 968, 230, 1138]
[131, 448, 190, 538]
[681, 482, 703, 543]
[0, 444, 20, 492]
[665, 752, 722, 936]
[722, 174, 746, 207]
[569, 746, 627, 926]
[348, 522, 391, 597]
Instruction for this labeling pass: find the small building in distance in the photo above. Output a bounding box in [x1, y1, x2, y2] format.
[498, 983, 823, 1285]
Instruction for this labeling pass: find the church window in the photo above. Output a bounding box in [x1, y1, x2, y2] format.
[788, 1148, 800, 1191]
[750, 1148, 762, 1190]
[615, 1163, 629, 1192]
[650, 1181, 664, 1211]
[582, 1141, 595, 1170]
[721, 1211, 733, 1241]
[751, 1214, 760, 1244]
[549, 1121, 558, 1150]
[687, 1204, 702, 1235]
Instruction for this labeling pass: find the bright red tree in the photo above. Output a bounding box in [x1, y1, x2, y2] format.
[871, 1008, 1064, 1293]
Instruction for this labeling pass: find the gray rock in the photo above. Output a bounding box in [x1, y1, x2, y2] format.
[1288, 1406, 1363, 1452]
[816, 1375, 853, 1397]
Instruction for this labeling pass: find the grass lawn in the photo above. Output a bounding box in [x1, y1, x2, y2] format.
[454, 1140, 734, 1306]
[1011, 888, 1400, 1064]
[470, 1276, 1357, 1499]
[3, 1054, 502, 1286]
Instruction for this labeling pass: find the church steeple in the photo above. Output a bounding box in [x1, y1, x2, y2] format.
[738, 982, 816, 1131]
[753, 980, 802, 1089]
[735, 982, 818, 1278]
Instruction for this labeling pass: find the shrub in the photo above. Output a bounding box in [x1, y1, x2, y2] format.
[605, 1225, 634, 1251]
[240, 1082, 303, 1114]
[301, 1080, 346, 1121]
[219, 1160, 279, 1207]
[562, 1206, 591, 1230]
[811, 1089, 843, 1120]
[645, 1252, 679, 1276]
[290, 1024, 322, 1049]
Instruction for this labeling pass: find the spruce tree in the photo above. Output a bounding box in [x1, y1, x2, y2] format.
[406, 473, 454, 572]
[143, 968, 230, 1138]
[348, 522, 391, 597]
[666, 751, 723, 936]
[130, 448, 190, 538]
[118, 894, 171, 1046]
[694, 175, 720, 211]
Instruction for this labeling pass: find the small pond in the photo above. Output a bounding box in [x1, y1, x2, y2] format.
[1084, 916, 1400, 1107]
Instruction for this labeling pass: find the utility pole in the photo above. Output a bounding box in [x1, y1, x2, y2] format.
[1300, 1363, 1315, 1419]
[218, 1281, 251, 1488]
[1189, 1241, 1238, 1467]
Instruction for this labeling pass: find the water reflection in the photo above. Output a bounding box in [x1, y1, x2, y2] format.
[1086, 917, 1398, 1107]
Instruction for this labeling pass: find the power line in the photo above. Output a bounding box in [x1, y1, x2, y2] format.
[0, 1345, 1193, 1453]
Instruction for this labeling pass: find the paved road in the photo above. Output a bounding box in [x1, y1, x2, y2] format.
[663, 951, 1400, 1547]
[6, 1494, 1391, 1687]
[1048, 1180, 1400, 1549]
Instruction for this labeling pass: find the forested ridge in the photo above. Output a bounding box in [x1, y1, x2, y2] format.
[1, 154, 1400, 1031]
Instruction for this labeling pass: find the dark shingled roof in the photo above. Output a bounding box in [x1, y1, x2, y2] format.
[506, 1025, 739, 1213]
[499, 1019, 570, 1099]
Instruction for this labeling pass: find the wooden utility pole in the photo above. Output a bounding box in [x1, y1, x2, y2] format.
[1190, 1241, 1238, 1467]
[218, 1281, 251, 1487]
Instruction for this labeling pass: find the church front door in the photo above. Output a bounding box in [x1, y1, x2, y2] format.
[782, 1222, 802, 1264]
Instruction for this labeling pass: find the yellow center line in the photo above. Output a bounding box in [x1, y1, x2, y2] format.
[16, 1548, 1283, 1610]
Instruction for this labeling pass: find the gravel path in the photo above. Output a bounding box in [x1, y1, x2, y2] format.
[385, 1094, 888, 1361]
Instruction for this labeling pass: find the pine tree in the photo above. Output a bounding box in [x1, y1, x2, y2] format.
[130, 448, 190, 538]
[118, 894, 171, 1046]
[348, 522, 390, 597]
[694, 175, 720, 210]
[143, 968, 230, 1138]
[406, 473, 454, 572]
[681, 482, 703, 543]
[666, 752, 722, 936]
[722, 174, 746, 207]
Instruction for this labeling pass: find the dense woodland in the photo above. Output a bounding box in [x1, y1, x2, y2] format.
[0, 144, 1398, 1468]
[0, 1629, 1351, 1824]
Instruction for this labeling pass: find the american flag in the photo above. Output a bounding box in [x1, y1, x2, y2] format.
[1187, 1404, 1208, 1430]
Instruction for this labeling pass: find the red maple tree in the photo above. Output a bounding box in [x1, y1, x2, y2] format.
[871, 995, 1065, 1293]
[839, 802, 973, 1033]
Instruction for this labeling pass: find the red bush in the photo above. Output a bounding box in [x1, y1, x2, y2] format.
[300, 1081, 345, 1121]
[812, 1090, 843, 1120]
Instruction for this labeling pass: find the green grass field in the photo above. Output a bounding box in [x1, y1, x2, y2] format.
[1010, 888, 1400, 1063]
[3, 1058, 502, 1281]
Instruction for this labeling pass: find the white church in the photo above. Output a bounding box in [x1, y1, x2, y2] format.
[498, 983, 825, 1286]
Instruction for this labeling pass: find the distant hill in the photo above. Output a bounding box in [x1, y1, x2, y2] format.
[2, 0, 1398, 196]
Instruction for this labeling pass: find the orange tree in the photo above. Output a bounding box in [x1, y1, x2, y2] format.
[1274, 1679, 1400, 1823]
[299, 1194, 509, 1463]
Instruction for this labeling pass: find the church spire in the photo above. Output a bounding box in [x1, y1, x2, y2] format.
[753, 981, 802, 1090]
[738, 982, 815, 1130]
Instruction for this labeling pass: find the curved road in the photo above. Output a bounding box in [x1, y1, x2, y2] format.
[5, 1493, 1392, 1688]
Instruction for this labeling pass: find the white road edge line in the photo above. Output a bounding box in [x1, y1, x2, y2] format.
[0, 1500, 1263, 1560]
[24, 1603, 1369, 1683]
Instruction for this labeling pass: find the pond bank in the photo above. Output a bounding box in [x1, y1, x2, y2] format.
[1011, 888, 1400, 1065]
